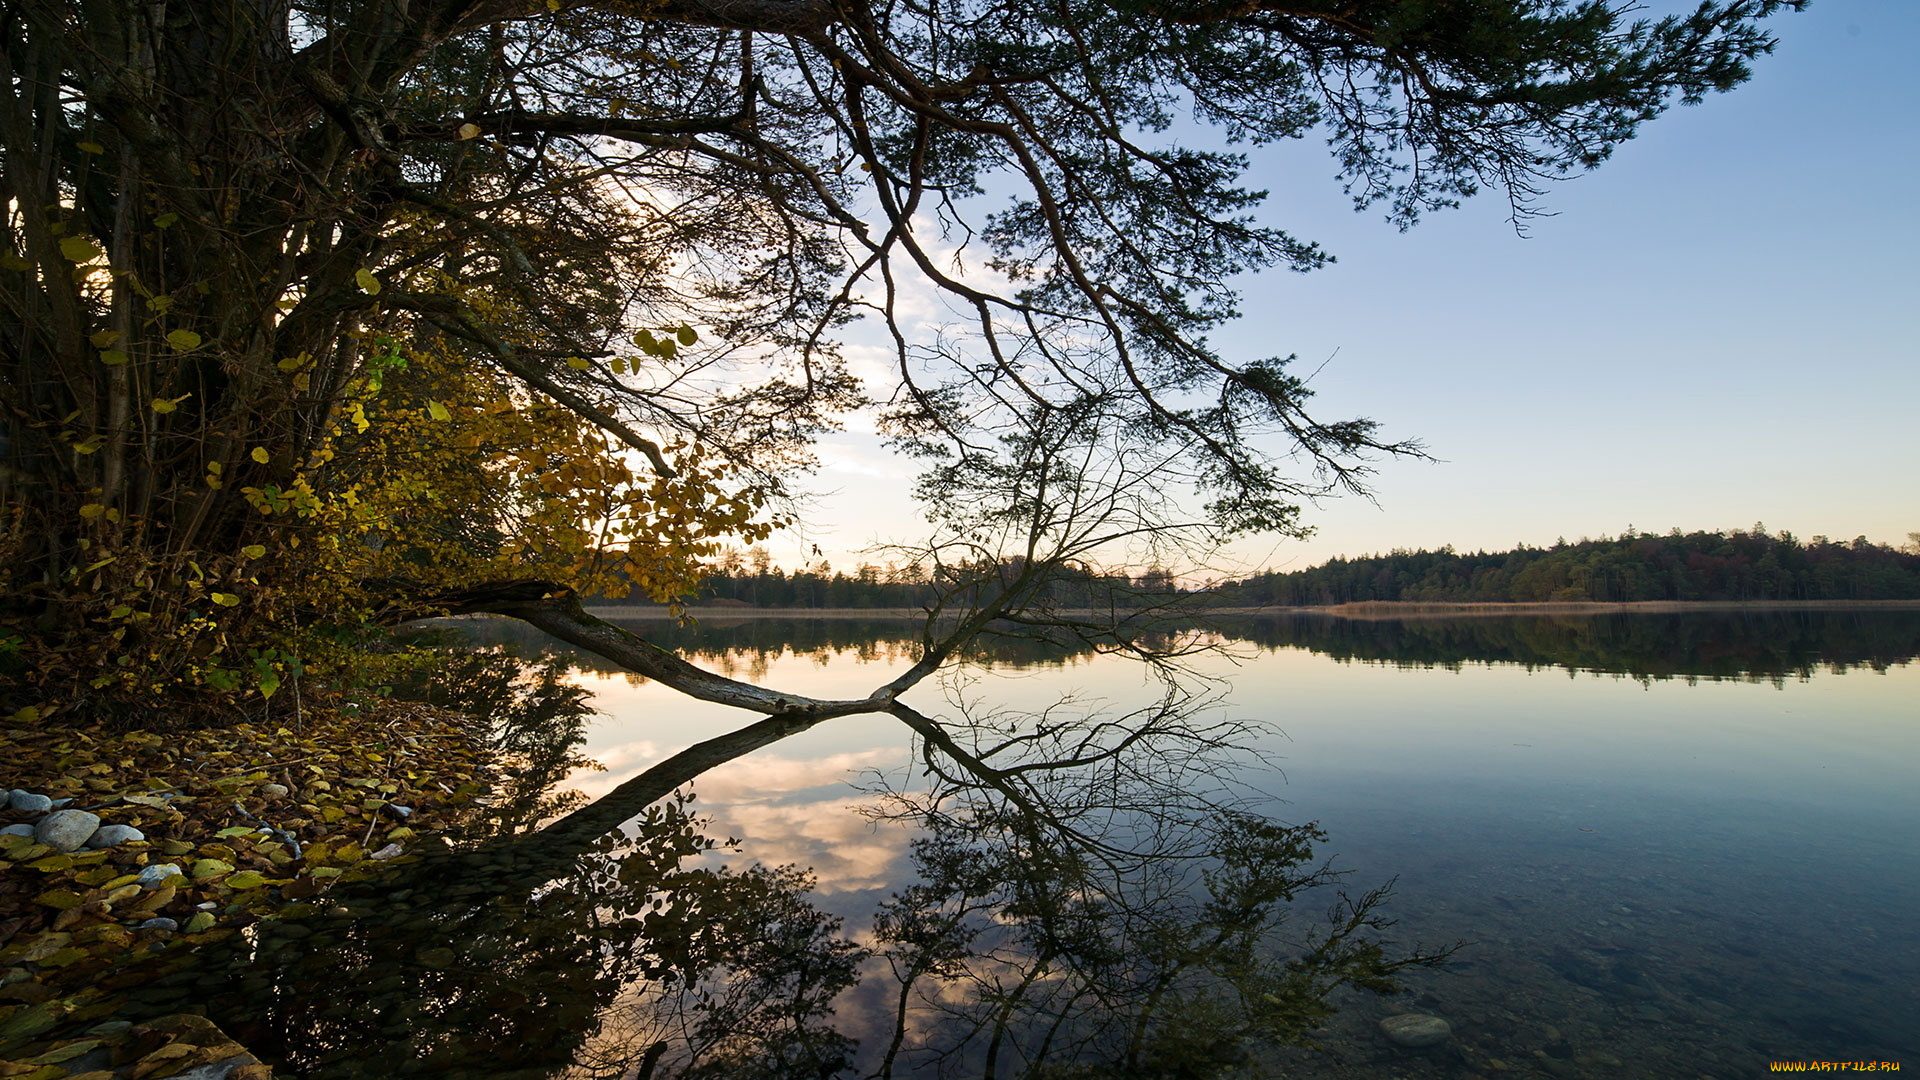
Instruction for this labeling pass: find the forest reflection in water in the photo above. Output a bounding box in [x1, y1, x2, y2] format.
[462, 606, 1920, 685]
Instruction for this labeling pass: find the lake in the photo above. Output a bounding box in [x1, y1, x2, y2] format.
[190, 609, 1920, 1078]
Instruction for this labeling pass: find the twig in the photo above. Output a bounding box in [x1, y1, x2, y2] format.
[230, 799, 303, 859]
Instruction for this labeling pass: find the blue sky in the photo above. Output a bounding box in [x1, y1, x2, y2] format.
[783, 0, 1918, 575]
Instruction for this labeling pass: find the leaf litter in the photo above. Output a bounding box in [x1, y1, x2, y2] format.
[0, 700, 503, 1077]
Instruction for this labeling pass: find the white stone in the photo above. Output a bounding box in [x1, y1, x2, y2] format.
[136, 863, 185, 888]
[260, 783, 290, 799]
[85, 824, 146, 848]
[33, 809, 101, 852]
[1380, 1013, 1452, 1048]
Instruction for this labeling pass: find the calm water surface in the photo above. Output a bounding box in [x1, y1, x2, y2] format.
[544, 611, 1920, 1076]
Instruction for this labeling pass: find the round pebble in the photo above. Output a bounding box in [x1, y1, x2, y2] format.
[85, 824, 146, 848]
[34, 809, 102, 852]
[260, 783, 290, 799]
[0, 823, 35, 838]
[8, 789, 52, 814]
[138, 917, 179, 932]
[136, 863, 185, 888]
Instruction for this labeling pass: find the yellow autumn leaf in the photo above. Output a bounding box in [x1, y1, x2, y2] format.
[79, 503, 106, 519]
[99, 349, 129, 366]
[90, 330, 122, 348]
[427, 400, 451, 422]
[77, 140, 105, 154]
[252, 447, 271, 463]
[241, 544, 266, 558]
[457, 122, 482, 140]
[676, 325, 698, 345]
[165, 328, 202, 351]
[210, 593, 241, 607]
[565, 356, 591, 370]
[154, 212, 179, 228]
[151, 396, 185, 413]
[355, 268, 382, 294]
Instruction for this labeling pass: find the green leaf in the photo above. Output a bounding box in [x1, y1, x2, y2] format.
[676, 325, 698, 345]
[190, 858, 235, 880]
[77, 141, 105, 154]
[241, 544, 267, 558]
[99, 349, 129, 366]
[427, 400, 451, 422]
[58, 235, 103, 262]
[225, 870, 269, 890]
[153, 212, 179, 228]
[355, 268, 382, 294]
[165, 328, 202, 351]
[565, 356, 591, 370]
[257, 669, 282, 699]
[0, 251, 32, 271]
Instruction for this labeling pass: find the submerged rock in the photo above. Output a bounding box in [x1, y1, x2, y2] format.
[34, 809, 101, 852]
[1380, 1013, 1452, 1048]
[0, 823, 34, 838]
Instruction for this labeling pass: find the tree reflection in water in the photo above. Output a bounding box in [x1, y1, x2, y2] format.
[126, 646, 1451, 1078]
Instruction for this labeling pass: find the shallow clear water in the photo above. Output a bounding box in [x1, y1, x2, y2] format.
[546, 611, 1920, 1076]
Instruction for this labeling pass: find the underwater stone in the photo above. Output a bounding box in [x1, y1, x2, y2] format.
[34, 809, 101, 851]
[1380, 1013, 1452, 1048]
[138, 917, 180, 932]
[8, 789, 52, 813]
[0, 824, 34, 838]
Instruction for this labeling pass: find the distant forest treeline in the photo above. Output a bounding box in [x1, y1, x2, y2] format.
[636, 528, 1920, 609]
[1220, 527, 1920, 605]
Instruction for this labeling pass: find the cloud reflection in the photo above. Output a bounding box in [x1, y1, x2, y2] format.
[563, 745, 912, 894]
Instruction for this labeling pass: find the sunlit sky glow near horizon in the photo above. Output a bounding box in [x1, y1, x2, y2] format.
[756, 0, 1917, 576]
